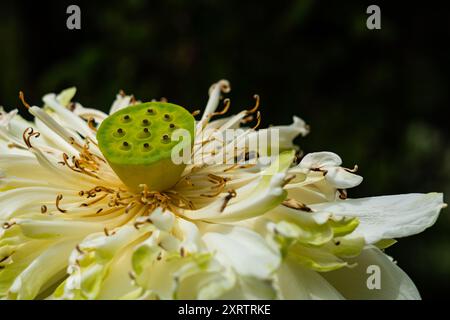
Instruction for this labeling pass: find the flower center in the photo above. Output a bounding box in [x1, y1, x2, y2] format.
[97, 102, 195, 192]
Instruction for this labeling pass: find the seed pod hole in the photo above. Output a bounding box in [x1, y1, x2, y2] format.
[122, 115, 131, 123]
[114, 128, 125, 138]
[121, 141, 131, 150]
[161, 134, 171, 144]
[169, 123, 176, 130]
[142, 143, 152, 152]
[141, 119, 151, 126]
[163, 114, 172, 121]
[138, 127, 151, 139]
[147, 108, 156, 115]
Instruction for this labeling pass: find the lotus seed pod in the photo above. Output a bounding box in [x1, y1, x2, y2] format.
[97, 102, 195, 192]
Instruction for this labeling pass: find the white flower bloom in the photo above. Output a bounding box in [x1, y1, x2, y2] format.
[0, 80, 446, 300]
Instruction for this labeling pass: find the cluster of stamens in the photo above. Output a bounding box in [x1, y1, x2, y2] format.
[15, 92, 268, 225]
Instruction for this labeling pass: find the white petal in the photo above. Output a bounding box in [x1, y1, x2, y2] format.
[275, 257, 344, 300]
[322, 246, 421, 300]
[202, 224, 280, 279]
[273, 116, 309, 147]
[8, 239, 77, 299]
[325, 167, 363, 189]
[310, 193, 445, 244]
[246, 116, 309, 151]
[298, 152, 342, 170]
[217, 276, 277, 299]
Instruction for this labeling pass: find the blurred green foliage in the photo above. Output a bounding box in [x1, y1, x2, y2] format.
[0, 0, 448, 298]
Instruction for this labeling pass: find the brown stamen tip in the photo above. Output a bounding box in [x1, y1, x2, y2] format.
[246, 94, 260, 114]
[19, 91, 31, 109]
[55, 194, 67, 213]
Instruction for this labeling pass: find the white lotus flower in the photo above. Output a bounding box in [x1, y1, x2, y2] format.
[0, 80, 446, 300]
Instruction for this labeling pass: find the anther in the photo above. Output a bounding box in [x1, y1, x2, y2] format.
[220, 189, 237, 212]
[246, 94, 260, 114]
[19, 91, 31, 109]
[87, 118, 97, 131]
[55, 194, 67, 213]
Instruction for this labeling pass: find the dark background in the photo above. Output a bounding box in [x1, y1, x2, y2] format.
[0, 0, 448, 298]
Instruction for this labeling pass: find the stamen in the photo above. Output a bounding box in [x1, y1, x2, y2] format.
[282, 198, 313, 212]
[344, 165, 359, 173]
[125, 201, 136, 213]
[251, 111, 261, 130]
[18, 91, 31, 109]
[338, 189, 347, 200]
[246, 94, 260, 114]
[22, 127, 40, 148]
[2, 221, 16, 229]
[210, 98, 231, 118]
[80, 193, 108, 207]
[55, 194, 67, 213]
[293, 150, 304, 165]
[240, 115, 254, 124]
[282, 174, 296, 186]
[41, 205, 48, 214]
[87, 117, 97, 131]
[103, 227, 115, 236]
[220, 189, 237, 212]
[75, 245, 84, 254]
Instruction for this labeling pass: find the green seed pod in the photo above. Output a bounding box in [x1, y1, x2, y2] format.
[97, 102, 195, 192]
